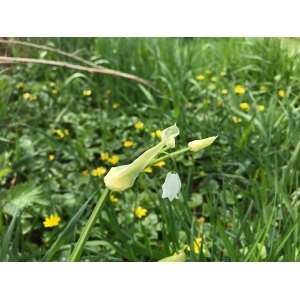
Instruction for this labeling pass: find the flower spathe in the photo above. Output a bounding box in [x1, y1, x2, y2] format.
[162, 172, 181, 201]
[104, 124, 179, 192]
[188, 136, 218, 152]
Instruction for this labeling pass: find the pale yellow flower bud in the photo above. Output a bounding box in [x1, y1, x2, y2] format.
[188, 136, 218, 152]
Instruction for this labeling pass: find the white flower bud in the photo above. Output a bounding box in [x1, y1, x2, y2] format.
[188, 136, 218, 152]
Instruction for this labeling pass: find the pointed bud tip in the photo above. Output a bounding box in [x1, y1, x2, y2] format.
[188, 135, 218, 152]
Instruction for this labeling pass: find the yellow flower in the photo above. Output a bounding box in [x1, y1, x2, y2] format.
[101, 152, 109, 160]
[52, 89, 58, 94]
[123, 141, 133, 147]
[43, 214, 61, 228]
[199, 171, 205, 177]
[220, 71, 226, 76]
[197, 216, 205, 224]
[108, 155, 119, 164]
[156, 130, 162, 138]
[83, 90, 92, 96]
[217, 99, 223, 107]
[211, 77, 217, 82]
[82, 169, 89, 176]
[278, 90, 285, 97]
[49, 82, 55, 87]
[260, 85, 267, 91]
[110, 195, 118, 203]
[235, 85, 245, 94]
[23, 92, 30, 99]
[232, 116, 242, 123]
[64, 129, 69, 135]
[154, 161, 165, 167]
[208, 84, 216, 90]
[150, 132, 156, 137]
[221, 89, 228, 95]
[16, 82, 24, 89]
[29, 95, 37, 101]
[205, 70, 211, 75]
[49, 154, 55, 161]
[186, 238, 206, 254]
[91, 167, 107, 177]
[135, 121, 144, 129]
[134, 206, 147, 218]
[239, 102, 249, 109]
[54, 129, 64, 138]
[113, 103, 120, 109]
[143, 167, 153, 173]
[257, 105, 265, 111]
[196, 75, 205, 80]
[203, 99, 211, 105]
[105, 89, 111, 95]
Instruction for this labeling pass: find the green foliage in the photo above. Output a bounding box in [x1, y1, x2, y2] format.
[0, 37, 299, 261]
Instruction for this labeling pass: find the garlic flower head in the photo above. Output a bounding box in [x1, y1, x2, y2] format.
[162, 172, 181, 201]
[188, 136, 218, 152]
[104, 124, 179, 192]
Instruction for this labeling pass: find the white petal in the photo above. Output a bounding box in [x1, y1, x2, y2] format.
[162, 172, 181, 201]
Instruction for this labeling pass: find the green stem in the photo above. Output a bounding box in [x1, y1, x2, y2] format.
[146, 147, 190, 168]
[68, 187, 110, 262]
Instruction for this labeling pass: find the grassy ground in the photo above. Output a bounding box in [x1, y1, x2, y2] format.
[0, 37, 299, 262]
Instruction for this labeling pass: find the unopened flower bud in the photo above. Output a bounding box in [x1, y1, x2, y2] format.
[188, 136, 218, 152]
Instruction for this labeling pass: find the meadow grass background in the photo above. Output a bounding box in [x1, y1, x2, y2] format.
[0, 37, 299, 262]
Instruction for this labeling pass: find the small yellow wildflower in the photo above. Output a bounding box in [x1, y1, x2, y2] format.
[82, 169, 89, 176]
[64, 129, 69, 135]
[156, 130, 162, 138]
[205, 70, 211, 75]
[108, 155, 119, 164]
[110, 195, 118, 203]
[221, 89, 228, 95]
[257, 105, 265, 111]
[203, 99, 211, 105]
[49, 154, 55, 161]
[91, 167, 107, 177]
[232, 116, 242, 123]
[227, 221, 233, 228]
[235, 85, 245, 94]
[83, 90, 92, 96]
[100, 152, 109, 160]
[16, 82, 24, 89]
[217, 99, 223, 107]
[199, 171, 205, 177]
[150, 132, 156, 137]
[211, 77, 217, 82]
[29, 95, 37, 101]
[113, 103, 120, 109]
[187, 102, 192, 108]
[220, 71, 227, 76]
[23, 92, 30, 99]
[54, 129, 64, 138]
[239, 102, 249, 109]
[43, 214, 61, 228]
[49, 82, 55, 87]
[105, 89, 111, 95]
[197, 217, 205, 224]
[135, 121, 144, 129]
[208, 84, 216, 90]
[134, 206, 147, 218]
[278, 90, 285, 97]
[123, 141, 133, 147]
[196, 75, 205, 80]
[52, 89, 58, 94]
[260, 85, 267, 91]
[154, 161, 165, 167]
[186, 237, 206, 254]
[143, 167, 153, 173]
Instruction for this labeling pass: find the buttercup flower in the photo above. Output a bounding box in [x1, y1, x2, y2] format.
[240, 102, 249, 109]
[123, 141, 133, 147]
[92, 167, 107, 177]
[108, 155, 119, 164]
[101, 152, 109, 160]
[49, 154, 55, 161]
[134, 206, 147, 218]
[104, 124, 179, 192]
[220, 71, 227, 76]
[211, 77, 217, 82]
[135, 121, 144, 129]
[188, 136, 218, 152]
[143, 167, 153, 173]
[232, 116, 242, 123]
[257, 105, 265, 111]
[235, 85, 245, 94]
[196, 75, 205, 80]
[162, 172, 181, 201]
[83, 90, 92, 96]
[278, 90, 285, 97]
[154, 161, 165, 167]
[110, 195, 118, 203]
[43, 214, 61, 228]
[221, 89, 228, 95]
[186, 237, 206, 254]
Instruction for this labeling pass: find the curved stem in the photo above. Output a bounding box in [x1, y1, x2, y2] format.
[68, 187, 110, 262]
